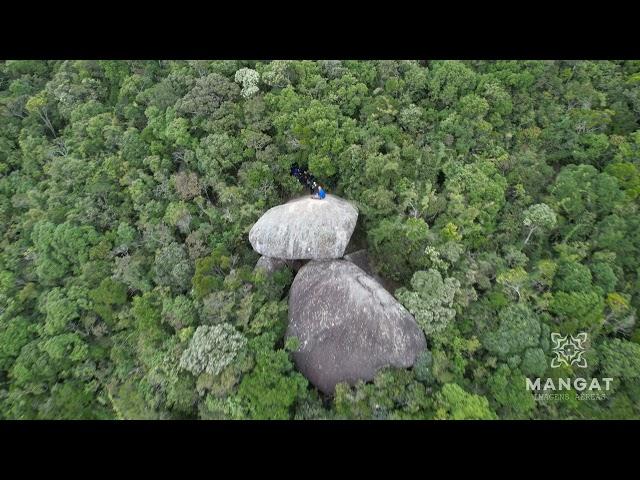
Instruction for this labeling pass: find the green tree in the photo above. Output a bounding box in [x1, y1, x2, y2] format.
[522, 203, 557, 245]
[434, 383, 497, 420]
[482, 304, 542, 358]
[236, 334, 307, 420]
[179, 324, 247, 377]
[396, 269, 460, 336]
[486, 365, 536, 419]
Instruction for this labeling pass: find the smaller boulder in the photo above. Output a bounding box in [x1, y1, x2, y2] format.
[249, 194, 359, 259]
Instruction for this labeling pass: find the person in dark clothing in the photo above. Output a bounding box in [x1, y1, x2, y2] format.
[290, 163, 326, 199]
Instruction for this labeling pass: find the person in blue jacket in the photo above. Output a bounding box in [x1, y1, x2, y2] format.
[290, 163, 326, 199]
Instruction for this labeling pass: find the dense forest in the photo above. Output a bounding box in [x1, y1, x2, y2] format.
[1, 60, 639, 420]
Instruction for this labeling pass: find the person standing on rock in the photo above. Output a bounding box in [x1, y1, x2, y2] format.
[290, 163, 326, 199]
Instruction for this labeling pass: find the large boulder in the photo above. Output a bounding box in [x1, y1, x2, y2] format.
[249, 194, 358, 260]
[287, 259, 427, 394]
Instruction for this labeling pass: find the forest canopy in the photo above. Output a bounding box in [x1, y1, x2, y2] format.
[1, 60, 639, 419]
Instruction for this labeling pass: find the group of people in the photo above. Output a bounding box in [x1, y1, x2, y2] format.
[290, 163, 326, 199]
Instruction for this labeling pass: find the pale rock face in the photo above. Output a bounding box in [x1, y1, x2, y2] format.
[287, 259, 427, 394]
[249, 194, 358, 260]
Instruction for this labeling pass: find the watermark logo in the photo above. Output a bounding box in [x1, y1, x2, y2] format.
[550, 332, 588, 368]
[526, 332, 612, 401]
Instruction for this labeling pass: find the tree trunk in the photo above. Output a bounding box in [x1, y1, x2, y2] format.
[523, 226, 537, 245]
[39, 108, 57, 138]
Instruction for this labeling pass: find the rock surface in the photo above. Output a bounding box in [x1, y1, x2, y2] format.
[249, 194, 358, 260]
[287, 259, 427, 394]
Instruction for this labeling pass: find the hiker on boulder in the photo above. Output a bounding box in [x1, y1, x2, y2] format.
[290, 163, 326, 199]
